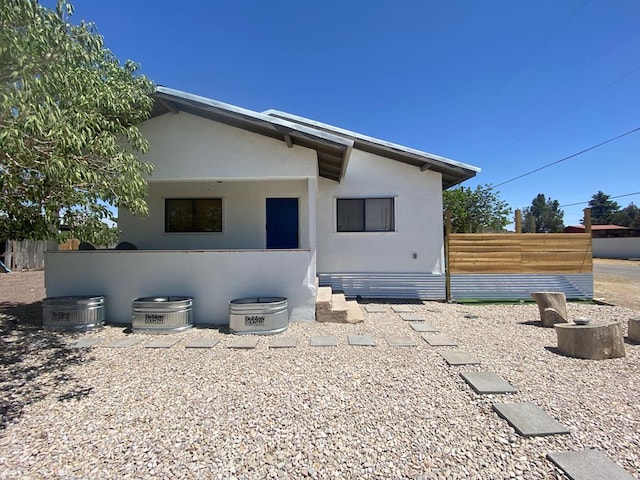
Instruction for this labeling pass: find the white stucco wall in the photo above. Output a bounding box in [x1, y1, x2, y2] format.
[316, 150, 444, 274]
[45, 250, 316, 325]
[593, 237, 640, 259]
[118, 180, 309, 250]
[140, 112, 317, 180]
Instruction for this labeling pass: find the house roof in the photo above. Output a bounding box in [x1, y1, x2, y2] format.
[150, 87, 480, 187]
[263, 110, 480, 189]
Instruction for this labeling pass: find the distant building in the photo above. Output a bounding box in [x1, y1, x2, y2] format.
[564, 225, 640, 238]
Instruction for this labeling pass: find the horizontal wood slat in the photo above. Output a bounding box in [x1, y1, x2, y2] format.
[448, 233, 592, 274]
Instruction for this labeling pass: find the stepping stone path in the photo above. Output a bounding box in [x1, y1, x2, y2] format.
[347, 334, 376, 346]
[391, 305, 413, 313]
[422, 334, 458, 346]
[492, 402, 570, 437]
[410, 322, 439, 333]
[399, 313, 428, 321]
[145, 338, 181, 348]
[103, 337, 142, 348]
[385, 336, 416, 347]
[269, 337, 298, 348]
[185, 338, 220, 348]
[547, 450, 635, 480]
[228, 337, 259, 349]
[310, 335, 337, 347]
[439, 350, 480, 366]
[460, 372, 517, 394]
[66, 337, 102, 348]
[364, 305, 386, 313]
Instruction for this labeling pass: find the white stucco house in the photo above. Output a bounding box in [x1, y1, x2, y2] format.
[44, 87, 480, 325]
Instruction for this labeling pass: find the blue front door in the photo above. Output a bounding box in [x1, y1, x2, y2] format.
[266, 198, 299, 249]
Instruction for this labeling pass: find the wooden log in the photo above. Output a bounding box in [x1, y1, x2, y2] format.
[555, 321, 625, 360]
[531, 292, 568, 327]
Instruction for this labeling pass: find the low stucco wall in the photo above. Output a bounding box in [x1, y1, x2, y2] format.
[44, 250, 316, 325]
[593, 238, 640, 259]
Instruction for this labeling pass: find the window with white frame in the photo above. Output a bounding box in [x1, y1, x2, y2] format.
[165, 198, 223, 232]
[336, 197, 395, 232]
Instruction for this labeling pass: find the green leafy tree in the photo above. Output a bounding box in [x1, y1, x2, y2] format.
[522, 193, 565, 233]
[610, 203, 640, 228]
[0, 0, 155, 244]
[586, 191, 620, 225]
[443, 184, 512, 233]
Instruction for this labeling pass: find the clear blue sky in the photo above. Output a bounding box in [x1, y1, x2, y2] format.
[65, 0, 639, 226]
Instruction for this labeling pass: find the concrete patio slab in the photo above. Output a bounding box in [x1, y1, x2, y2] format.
[385, 336, 417, 347]
[399, 313, 427, 321]
[422, 334, 458, 346]
[391, 305, 413, 313]
[228, 337, 259, 349]
[144, 338, 181, 348]
[493, 402, 570, 437]
[364, 305, 386, 313]
[348, 334, 376, 346]
[310, 335, 337, 347]
[547, 450, 635, 480]
[269, 337, 298, 348]
[184, 338, 220, 348]
[438, 350, 480, 366]
[66, 337, 103, 348]
[410, 322, 440, 332]
[103, 337, 142, 348]
[460, 372, 517, 394]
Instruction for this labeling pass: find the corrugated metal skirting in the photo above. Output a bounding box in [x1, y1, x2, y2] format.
[317, 273, 446, 299]
[450, 274, 593, 300]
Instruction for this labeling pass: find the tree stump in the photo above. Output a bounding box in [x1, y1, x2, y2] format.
[531, 292, 568, 328]
[554, 321, 625, 360]
[629, 317, 640, 343]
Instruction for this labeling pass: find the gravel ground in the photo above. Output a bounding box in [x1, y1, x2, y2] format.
[1, 272, 639, 479]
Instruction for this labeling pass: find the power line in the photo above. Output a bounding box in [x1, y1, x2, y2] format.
[493, 126, 640, 187]
[560, 191, 640, 208]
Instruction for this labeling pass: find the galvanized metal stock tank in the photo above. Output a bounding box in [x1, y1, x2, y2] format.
[229, 297, 288, 335]
[42, 296, 105, 331]
[132, 296, 193, 333]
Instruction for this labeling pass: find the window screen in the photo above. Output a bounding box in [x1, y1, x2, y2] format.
[165, 198, 222, 232]
[336, 198, 394, 232]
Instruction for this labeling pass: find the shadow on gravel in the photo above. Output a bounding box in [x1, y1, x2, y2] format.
[519, 320, 542, 327]
[0, 301, 93, 430]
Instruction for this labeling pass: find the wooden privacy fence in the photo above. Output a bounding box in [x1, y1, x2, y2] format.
[445, 209, 593, 301]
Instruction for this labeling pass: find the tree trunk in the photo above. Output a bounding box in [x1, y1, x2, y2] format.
[531, 292, 568, 328]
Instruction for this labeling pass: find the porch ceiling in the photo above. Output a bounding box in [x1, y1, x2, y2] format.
[150, 88, 352, 182]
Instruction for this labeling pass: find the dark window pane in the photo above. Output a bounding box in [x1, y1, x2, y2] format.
[193, 199, 222, 232]
[365, 198, 394, 231]
[166, 199, 193, 232]
[337, 199, 364, 232]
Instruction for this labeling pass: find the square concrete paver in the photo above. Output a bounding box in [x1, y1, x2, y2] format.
[493, 402, 570, 437]
[547, 450, 635, 480]
[385, 336, 417, 347]
[228, 337, 259, 349]
[364, 305, 386, 313]
[410, 322, 439, 333]
[439, 350, 480, 366]
[422, 334, 458, 346]
[103, 337, 142, 348]
[460, 372, 517, 394]
[269, 337, 298, 348]
[184, 338, 220, 348]
[310, 335, 338, 347]
[399, 313, 428, 321]
[348, 334, 376, 346]
[392, 305, 413, 313]
[66, 337, 103, 348]
[145, 337, 181, 348]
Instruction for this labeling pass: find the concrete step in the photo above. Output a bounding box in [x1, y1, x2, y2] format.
[346, 300, 364, 324]
[316, 291, 349, 323]
[316, 286, 332, 314]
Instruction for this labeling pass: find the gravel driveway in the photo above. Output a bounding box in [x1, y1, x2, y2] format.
[1, 272, 639, 479]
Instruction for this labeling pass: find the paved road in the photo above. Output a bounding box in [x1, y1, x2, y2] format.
[594, 262, 640, 279]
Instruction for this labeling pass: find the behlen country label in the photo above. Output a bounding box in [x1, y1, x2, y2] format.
[244, 315, 265, 326]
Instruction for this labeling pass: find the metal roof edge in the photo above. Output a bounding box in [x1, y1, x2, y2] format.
[154, 87, 354, 150]
[263, 109, 481, 174]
